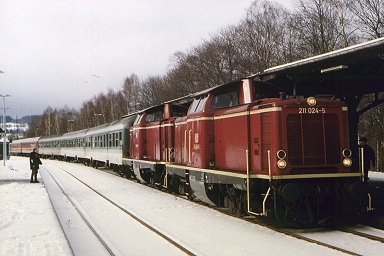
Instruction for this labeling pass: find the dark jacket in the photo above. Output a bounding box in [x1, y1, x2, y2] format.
[359, 144, 375, 170]
[30, 152, 42, 170]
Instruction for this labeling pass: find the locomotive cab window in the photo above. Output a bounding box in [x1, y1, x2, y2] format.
[210, 91, 238, 109]
[145, 111, 163, 123]
[188, 95, 208, 114]
[253, 82, 281, 100]
[134, 114, 143, 125]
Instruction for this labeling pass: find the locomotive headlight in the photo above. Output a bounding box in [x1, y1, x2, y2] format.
[342, 149, 352, 158]
[277, 150, 287, 159]
[277, 159, 287, 169]
[343, 157, 352, 167]
[307, 97, 317, 106]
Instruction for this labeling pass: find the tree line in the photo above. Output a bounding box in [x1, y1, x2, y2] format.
[26, 0, 384, 169]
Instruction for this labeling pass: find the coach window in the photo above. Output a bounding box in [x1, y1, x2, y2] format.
[210, 91, 238, 109]
[119, 132, 122, 146]
[116, 132, 120, 147]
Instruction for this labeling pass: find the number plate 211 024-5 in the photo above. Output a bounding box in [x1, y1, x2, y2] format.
[298, 108, 326, 114]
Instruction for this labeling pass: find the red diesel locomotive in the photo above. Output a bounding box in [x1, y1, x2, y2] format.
[126, 78, 365, 225]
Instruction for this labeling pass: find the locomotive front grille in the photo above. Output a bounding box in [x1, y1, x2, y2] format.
[290, 167, 338, 174]
[287, 113, 340, 166]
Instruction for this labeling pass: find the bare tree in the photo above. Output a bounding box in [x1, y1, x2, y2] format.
[242, 0, 295, 69]
[348, 0, 384, 39]
[113, 91, 127, 118]
[26, 116, 42, 137]
[291, 0, 356, 56]
[140, 76, 167, 108]
[93, 93, 108, 124]
[122, 74, 142, 114]
[41, 107, 54, 136]
[78, 101, 96, 128]
[167, 51, 205, 98]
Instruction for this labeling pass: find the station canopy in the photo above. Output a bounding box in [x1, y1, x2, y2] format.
[251, 37, 384, 100]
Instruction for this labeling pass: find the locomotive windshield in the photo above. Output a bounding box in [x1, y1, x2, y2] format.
[253, 82, 282, 99]
[188, 95, 208, 114]
[210, 91, 239, 109]
[145, 110, 163, 122]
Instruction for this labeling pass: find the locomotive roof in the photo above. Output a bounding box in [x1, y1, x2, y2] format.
[190, 80, 242, 98]
[129, 102, 190, 115]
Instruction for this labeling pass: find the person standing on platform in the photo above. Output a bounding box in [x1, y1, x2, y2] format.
[358, 137, 375, 182]
[29, 148, 42, 183]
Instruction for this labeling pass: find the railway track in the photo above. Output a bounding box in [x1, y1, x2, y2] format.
[212, 209, 361, 255]
[44, 169, 116, 256]
[340, 227, 384, 244]
[42, 166, 196, 256]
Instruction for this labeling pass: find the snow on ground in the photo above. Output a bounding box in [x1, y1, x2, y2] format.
[369, 171, 384, 181]
[1, 156, 384, 256]
[0, 157, 72, 256]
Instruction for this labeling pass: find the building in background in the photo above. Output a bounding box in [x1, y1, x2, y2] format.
[1, 122, 30, 141]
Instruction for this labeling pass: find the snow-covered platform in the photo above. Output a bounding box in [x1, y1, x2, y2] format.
[0, 157, 72, 255]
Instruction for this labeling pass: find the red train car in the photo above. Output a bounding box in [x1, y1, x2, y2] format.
[129, 103, 189, 184]
[10, 137, 40, 156]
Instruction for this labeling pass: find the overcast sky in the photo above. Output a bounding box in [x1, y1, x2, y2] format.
[0, 0, 292, 119]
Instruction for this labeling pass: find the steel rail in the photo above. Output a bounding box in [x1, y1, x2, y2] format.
[43, 168, 116, 256]
[55, 166, 196, 256]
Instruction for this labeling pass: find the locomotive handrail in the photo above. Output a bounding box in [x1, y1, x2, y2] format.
[359, 147, 374, 212]
[359, 147, 365, 182]
[246, 149, 270, 217]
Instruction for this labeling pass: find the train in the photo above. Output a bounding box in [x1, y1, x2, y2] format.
[11, 78, 367, 226]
